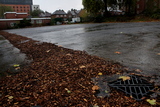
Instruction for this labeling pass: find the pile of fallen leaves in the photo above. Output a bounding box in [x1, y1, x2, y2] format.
[0, 31, 158, 107]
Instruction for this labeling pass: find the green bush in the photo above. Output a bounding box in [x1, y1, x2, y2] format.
[151, 14, 160, 19]
[18, 18, 32, 28]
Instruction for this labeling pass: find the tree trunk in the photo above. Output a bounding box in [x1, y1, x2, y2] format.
[103, 0, 108, 16]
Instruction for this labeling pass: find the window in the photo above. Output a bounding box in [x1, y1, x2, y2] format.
[64, 15, 66, 17]
[60, 15, 63, 17]
[36, 20, 42, 24]
[56, 15, 59, 17]
[31, 20, 34, 24]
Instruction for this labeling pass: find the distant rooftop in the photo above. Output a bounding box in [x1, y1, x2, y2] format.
[52, 10, 67, 15]
[67, 9, 81, 16]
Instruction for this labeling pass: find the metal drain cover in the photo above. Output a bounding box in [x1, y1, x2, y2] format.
[109, 75, 155, 101]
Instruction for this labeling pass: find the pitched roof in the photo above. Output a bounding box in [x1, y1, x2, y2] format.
[70, 11, 76, 15]
[52, 10, 67, 15]
[67, 9, 81, 16]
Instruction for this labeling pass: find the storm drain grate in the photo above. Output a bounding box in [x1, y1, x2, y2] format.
[109, 75, 155, 101]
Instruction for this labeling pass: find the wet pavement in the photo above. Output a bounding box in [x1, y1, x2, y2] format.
[0, 35, 30, 77]
[3, 22, 160, 76]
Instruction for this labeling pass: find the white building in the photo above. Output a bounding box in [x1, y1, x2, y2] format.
[32, 5, 40, 11]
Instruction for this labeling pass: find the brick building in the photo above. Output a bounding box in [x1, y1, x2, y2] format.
[51, 10, 67, 19]
[136, 0, 146, 14]
[136, 0, 160, 14]
[0, 0, 32, 15]
[4, 12, 28, 19]
[0, 18, 51, 30]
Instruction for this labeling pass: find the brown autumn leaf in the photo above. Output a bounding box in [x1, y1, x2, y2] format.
[80, 65, 86, 68]
[135, 69, 142, 72]
[92, 85, 100, 91]
[58, 45, 62, 47]
[8, 96, 14, 99]
[115, 51, 121, 54]
[46, 49, 51, 53]
[15, 67, 20, 70]
[157, 53, 160, 55]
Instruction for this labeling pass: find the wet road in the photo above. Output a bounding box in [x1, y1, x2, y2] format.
[5, 22, 160, 76]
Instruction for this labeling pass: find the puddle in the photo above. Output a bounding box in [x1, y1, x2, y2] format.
[0, 35, 31, 78]
[92, 74, 120, 98]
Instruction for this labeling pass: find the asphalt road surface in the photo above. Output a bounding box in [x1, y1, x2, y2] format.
[4, 22, 160, 76]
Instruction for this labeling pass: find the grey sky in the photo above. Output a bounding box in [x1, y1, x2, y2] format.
[33, 0, 83, 13]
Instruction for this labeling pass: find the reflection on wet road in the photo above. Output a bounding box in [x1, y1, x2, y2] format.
[5, 22, 160, 76]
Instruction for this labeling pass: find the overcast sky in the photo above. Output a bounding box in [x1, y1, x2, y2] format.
[33, 0, 83, 13]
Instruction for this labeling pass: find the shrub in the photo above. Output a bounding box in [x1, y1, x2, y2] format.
[18, 18, 32, 28]
[151, 14, 160, 19]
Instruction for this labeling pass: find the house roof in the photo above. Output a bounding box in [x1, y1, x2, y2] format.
[52, 10, 66, 15]
[67, 9, 81, 16]
[40, 12, 51, 17]
[70, 11, 76, 16]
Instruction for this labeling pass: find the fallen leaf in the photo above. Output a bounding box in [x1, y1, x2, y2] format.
[14, 102, 19, 105]
[46, 50, 51, 53]
[120, 32, 123, 34]
[6, 75, 12, 77]
[157, 53, 160, 55]
[115, 51, 121, 54]
[84, 99, 87, 102]
[105, 90, 109, 93]
[157, 102, 160, 105]
[92, 85, 100, 91]
[8, 96, 14, 99]
[135, 69, 142, 72]
[67, 90, 71, 94]
[13, 64, 20, 67]
[80, 65, 86, 68]
[119, 76, 131, 81]
[98, 72, 103, 76]
[141, 97, 146, 100]
[66, 53, 72, 56]
[58, 45, 62, 47]
[93, 105, 99, 107]
[15, 67, 20, 70]
[146, 99, 156, 105]
[65, 88, 71, 93]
